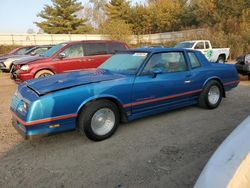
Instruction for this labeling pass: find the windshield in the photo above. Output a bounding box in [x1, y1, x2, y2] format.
[41, 43, 66, 57]
[99, 52, 148, 74]
[175, 42, 195, 48]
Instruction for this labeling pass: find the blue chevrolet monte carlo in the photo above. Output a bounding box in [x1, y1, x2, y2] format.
[11, 48, 239, 141]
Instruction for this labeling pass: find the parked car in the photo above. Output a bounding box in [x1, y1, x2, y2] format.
[0, 46, 36, 71]
[1, 45, 53, 72]
[175, 40, 230, 64]
[10, 40, 129, 82]
[11, 48, 239, 141]
[194, 116, 250, 188]
[235, 53, 250, 80]
[0, 46, 36, 57]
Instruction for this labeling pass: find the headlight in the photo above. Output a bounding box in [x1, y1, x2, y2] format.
[17, 101, 29, 113]
[20, 65, 29, 71]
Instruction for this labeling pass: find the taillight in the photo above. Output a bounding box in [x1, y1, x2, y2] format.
[245, 54, 250, 64]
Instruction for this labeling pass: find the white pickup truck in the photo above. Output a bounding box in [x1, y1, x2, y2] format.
[175, 40, 230, 63]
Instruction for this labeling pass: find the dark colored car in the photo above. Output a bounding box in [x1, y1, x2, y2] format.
[0, 45, 53, 72]
[11, 48, 239, 141]
[235, 53, 250, 80]
[11, 40, 129, 82]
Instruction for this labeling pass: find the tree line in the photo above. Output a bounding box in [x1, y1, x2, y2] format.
[35, 0, 249, 57]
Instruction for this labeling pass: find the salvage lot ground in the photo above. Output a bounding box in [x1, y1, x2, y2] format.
[0, 72, 249, 188]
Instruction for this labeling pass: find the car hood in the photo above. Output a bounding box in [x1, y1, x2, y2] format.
[25, 69, 124, 96]
[14, 56, 48, 65]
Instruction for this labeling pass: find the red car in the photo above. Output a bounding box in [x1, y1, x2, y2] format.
[11, 40, 128, 82]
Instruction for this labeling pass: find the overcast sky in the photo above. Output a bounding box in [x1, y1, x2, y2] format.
[0, 0, 145, 33]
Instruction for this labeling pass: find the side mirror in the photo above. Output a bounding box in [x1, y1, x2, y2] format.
[152, 68, 162, 78]
[58, 52, 66, 59]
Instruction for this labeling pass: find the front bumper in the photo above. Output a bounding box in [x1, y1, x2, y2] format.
[12, 115, 49, 140]
[10, 70, 34, 82]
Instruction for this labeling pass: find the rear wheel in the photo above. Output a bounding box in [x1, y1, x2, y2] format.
[217, 55, 225, 64]
[199, 80, 223, 109]
[78, 100, 120, 141]
[35, 70, 54, 78]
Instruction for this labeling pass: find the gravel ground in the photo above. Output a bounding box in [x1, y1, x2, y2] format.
[0, 73, 249, 188]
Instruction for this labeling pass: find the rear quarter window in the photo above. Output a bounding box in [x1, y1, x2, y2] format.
[83, 43, 107, 56]
[107, 43, 127, 54]
[188, 52, 201, 69]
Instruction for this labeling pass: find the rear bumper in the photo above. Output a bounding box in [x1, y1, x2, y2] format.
[11, 112, 76, 140]
[235, 64, 250, 75]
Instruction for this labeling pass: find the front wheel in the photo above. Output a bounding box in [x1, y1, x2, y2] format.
[199, 80, 223, 109]
[78, 100, 120, 141]
[35, 70, 54, 78]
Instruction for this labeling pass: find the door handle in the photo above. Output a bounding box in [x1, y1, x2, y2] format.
[81, 58, 94, 62]
[87, 58, 94, 62]
[185, 80, 192, 84]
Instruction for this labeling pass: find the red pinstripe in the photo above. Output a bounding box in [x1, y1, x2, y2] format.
[123, 89, 202, 108]
[12, 111, 77, 126]
[11, 80, 238, 126]
[223, 80, 239, 86]
[123, 80, 239, 108]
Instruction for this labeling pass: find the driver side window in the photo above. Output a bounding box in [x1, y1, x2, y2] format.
[62, 44, 84, 58]
[143, 52, 187, 74]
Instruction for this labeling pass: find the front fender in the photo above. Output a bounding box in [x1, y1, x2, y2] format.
[30, 64, 57, 75]
[76, 94, 126, 114]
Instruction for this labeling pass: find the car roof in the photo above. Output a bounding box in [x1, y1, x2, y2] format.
[128, 47, 191, 53]
[58, 40, 126, 45]
[179, 40, 209, 43]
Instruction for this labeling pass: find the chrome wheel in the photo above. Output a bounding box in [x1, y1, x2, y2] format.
[208, 85, 220, 105]
[218, 59, 224, 64]
[91, 108, 115, 136]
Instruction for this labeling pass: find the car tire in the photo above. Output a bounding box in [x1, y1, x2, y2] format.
[199, 80, 223, 109]
[9, 64, 14, 73]
[35, 70, 54, 78]
[78, 100, 120, 141]
[217, 55, 225, 64]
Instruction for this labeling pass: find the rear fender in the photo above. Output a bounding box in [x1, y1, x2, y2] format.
[202, 77, 225, 97]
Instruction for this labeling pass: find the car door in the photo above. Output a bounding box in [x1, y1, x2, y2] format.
[131, 51, 198, 114]
[55, 44, 84, 73]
